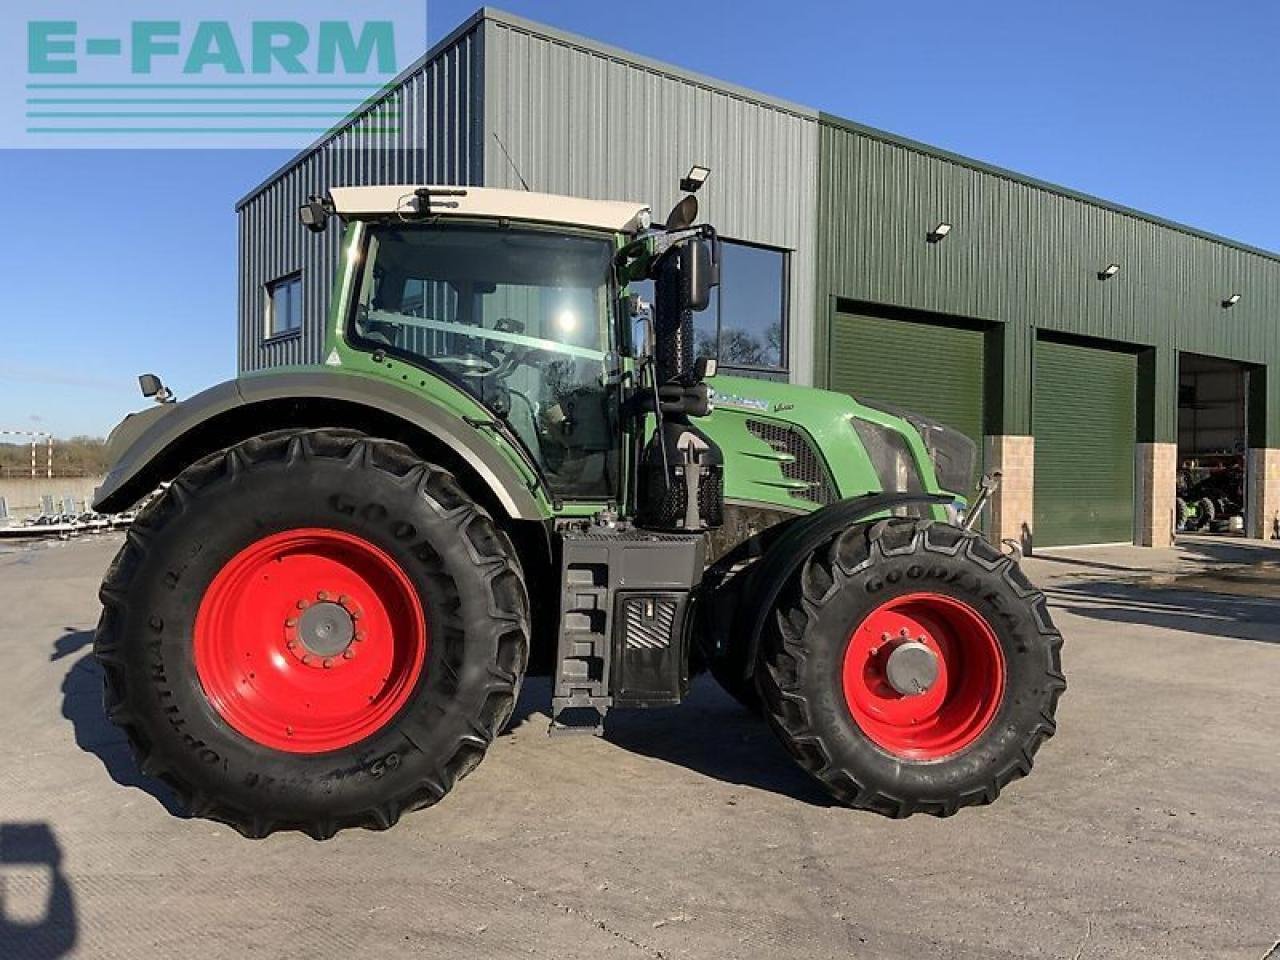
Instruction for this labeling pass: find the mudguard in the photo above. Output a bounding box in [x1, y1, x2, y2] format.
[92, 370, 545, 520]
[725, 491, 953, 679]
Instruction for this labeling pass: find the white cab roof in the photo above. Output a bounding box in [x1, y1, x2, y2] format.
[328, 185, 651, 234]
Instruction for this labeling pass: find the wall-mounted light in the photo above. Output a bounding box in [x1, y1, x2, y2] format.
[1222, 293, 1241, 308]
[1098, 263, 1120, 281]
[680, 164, 710, 193]
[926, 222, 952, 243]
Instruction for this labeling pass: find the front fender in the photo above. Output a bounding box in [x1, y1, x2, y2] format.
[92, 371, 545, 520]
[715, 492, 952, 680]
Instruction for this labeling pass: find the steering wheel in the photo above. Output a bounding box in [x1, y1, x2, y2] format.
[434, 354, 499, 377]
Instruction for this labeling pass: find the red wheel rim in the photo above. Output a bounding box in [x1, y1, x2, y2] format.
[842, 592, 1004, 760]
[194, 528, 427, 754]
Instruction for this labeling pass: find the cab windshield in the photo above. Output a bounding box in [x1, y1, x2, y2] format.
[351, 223, 618, 498]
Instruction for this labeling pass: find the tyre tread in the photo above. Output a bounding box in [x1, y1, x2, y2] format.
[94, 428, 529, 839]
[756, 516, 1065, 818]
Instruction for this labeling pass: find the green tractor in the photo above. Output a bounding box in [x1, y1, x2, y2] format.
[92, 177, 1064, 838]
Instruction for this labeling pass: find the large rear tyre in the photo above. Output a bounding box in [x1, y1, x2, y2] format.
[94, 429, 529, 838]
[758, 517, 1064, 817]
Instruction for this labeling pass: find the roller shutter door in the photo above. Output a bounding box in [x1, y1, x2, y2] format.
[829, 312, 986, 452]
[1033, 338, 1136, 547]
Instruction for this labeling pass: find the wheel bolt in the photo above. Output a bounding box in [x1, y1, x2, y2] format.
[350, 609, 362, 621]
[285, 617, 297, 627]
[899, 627, 909, 637]
[343, 649, 354, 660]
[881, 632, 890, 643]
[297, 599, 309, 610]
[338, 594, 351, 606]
[301, 654, 312, 665]
[323, 658, 334, 669]
[354, 631, 365, 643]
[287, 640, 297, 650]
[317, 590, 329, 601]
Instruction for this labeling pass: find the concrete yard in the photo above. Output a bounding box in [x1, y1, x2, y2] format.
[1, 533, 1277, 959]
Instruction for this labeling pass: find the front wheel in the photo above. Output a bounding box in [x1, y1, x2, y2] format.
[758, 517, 1064, 817]
[94, 429, 529, 838]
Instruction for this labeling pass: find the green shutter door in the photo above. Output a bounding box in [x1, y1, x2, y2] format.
[1033, 338, 1136, 547]
[829, 312, 986, 451]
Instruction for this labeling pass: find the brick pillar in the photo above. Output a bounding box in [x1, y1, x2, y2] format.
[1136, 442, 1177, 547]
[983, 435, 1035, 555]
[1246, 448, 1280, 541]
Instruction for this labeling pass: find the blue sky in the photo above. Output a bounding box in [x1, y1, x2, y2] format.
[1, 0, 1277, 438]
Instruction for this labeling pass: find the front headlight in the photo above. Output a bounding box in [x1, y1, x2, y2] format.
[852, 418, 923, 494]
[907, 418, 977, 496]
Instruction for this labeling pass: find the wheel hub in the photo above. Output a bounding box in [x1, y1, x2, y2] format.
[842, 592, 1006, 760]
[194, 528, 427, 754]
[883, 640, 939, 696]
[296, 600, 355, 658]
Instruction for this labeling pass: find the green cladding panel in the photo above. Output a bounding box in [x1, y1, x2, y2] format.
[815, 114, 1280, 446]
[1033, 339, 1137, 547]
[829, 311, 985, 452]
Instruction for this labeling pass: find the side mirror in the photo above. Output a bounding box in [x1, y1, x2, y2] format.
[680, 238, 716, 312]
[138, 373, 174, 404]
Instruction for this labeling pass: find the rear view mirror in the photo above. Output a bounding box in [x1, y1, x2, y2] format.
[680, 238, 716, 312]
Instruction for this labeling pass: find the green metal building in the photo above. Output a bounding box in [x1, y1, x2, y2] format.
[239, 8, 1280, 549]
[813, 114, 1280, 548]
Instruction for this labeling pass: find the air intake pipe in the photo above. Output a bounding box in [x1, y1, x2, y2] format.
[636, 234, 724, 532]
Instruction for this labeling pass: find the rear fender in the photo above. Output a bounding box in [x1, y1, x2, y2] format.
[92, 371, 546, 522]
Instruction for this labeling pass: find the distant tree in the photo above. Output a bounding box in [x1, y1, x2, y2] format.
[0, 437, 109, 477]
[718, 328, 771, 367]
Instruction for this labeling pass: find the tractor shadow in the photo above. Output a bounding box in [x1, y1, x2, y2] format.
[507, 675, 835, 807]
[59, 625, 830, 810]
[56, 631, 186, 818]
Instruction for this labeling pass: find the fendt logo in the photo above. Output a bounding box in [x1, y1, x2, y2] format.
[2, 2, 427, 148]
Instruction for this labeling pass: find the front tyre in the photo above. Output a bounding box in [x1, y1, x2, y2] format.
[94, 430, 530, 838]
[758, 517, 1064, 817]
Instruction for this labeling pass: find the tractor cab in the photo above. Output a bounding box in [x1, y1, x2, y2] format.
[311, 182, 724, 524]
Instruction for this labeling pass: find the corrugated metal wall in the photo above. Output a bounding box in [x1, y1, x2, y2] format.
[236, 24, 484, 372]
[235, 10, 1280, 449]
[816, 115, 1280, 444]
[480, 15, 819, 385]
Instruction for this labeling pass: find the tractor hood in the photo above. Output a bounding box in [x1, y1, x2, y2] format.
[701, 375, 975, 510]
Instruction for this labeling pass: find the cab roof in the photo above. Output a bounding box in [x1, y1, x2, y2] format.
[328, 185, 651, 234]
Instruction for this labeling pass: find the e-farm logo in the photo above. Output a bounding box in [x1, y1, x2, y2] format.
[3, 2, 427, 148]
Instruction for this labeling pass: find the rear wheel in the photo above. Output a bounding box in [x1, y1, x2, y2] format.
[94, 429, 529, 838]
[758, 517, 1064, 817]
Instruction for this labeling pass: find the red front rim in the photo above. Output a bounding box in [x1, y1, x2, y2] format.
[842, 592, 1005, 760]
[194, 528, 427, 754]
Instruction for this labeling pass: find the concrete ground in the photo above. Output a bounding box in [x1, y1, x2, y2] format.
[1, 532, 1277, 960]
